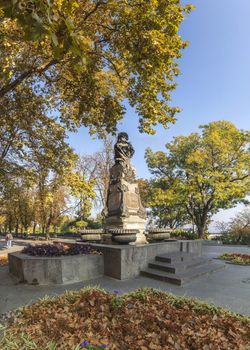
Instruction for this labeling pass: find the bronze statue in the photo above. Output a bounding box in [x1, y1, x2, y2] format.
[114, 132, 135, 164]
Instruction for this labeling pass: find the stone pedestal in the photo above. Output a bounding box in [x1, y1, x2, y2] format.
[103, 161, 147, 244]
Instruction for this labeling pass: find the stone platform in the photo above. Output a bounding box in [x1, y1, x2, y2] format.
[141, 252, 224, 285]
[8, 240, 204, 284]
[91, 240, 202, 280]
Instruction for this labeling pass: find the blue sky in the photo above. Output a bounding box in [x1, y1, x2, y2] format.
[67, 0, 250, 226]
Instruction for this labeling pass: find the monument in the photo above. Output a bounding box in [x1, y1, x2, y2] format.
[103, 132, 147, 244]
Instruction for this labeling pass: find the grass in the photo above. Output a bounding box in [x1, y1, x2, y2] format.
[0, 287, 249, 350]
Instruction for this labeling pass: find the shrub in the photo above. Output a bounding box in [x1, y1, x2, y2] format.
[221, 231, 250, 245]
[170, 229, 198, 240]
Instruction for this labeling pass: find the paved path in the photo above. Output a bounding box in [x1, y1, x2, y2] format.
[0, 241, 249, 317]
[0, 237, 55, 256]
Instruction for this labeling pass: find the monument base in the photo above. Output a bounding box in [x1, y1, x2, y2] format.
[104, 215, 148, 245]
[91, 240, 203, 280]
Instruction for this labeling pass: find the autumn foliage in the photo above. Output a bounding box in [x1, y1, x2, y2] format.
[0, 0, 193, 134]
[145, 121, 250, 238]
[1, 288, 249, 350]
[0, 255, 8, 266]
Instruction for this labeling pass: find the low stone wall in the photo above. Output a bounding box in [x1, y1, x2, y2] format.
[92, 240, 202, 280]
[9, 253, 104, 285]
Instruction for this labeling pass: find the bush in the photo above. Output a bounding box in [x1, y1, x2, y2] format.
[170, 229, 198, 240]
[55, 231, 80, 238]
[86, 218, 102, 229]
[221, 231, 250, 245]
[61, 218, 102, 233]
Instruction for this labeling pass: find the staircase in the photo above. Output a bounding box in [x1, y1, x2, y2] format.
[141, 252, 225, 285]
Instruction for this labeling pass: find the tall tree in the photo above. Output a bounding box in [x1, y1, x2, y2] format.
[0, 0, 193, 134]
[0, 114, 95, 235]
[145, 121, 250, 238]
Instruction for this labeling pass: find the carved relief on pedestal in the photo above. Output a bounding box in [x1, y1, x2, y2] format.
[125, 191, 139, 209]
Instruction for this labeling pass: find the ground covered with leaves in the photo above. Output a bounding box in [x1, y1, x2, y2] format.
[1, 288, 249, 350]
[219, 253, 250, 265]
[0, 256, 8, 266]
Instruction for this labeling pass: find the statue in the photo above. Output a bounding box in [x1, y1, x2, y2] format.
[103, 132, 147, 244]
[114, 132, 135, 164]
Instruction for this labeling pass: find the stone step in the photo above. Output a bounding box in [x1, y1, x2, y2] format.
[141, 261, 225, 285]
[148, 256, 210, 274]
[155, 252, 198, 264]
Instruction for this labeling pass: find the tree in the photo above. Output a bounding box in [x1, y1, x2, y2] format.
[145, 121, 250, 238]
[0, 1, 193, 134]
[229, 209, 250, 239]
[77, 135, 114, 210]
[217, 208, 250, 245]
[0, 119, 95, 235]
[138, 178, 190, 229]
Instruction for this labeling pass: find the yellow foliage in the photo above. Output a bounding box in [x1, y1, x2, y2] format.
[0, 0, 193, 134]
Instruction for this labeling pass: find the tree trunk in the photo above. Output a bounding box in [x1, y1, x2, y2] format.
[24, 224, 29, 234]
[15, 222, 19, 236]
[194, 215, 207, 239]
[236, 231, 243, 244]
[8, 221, 12, 234]
[197, 225, 206, 239]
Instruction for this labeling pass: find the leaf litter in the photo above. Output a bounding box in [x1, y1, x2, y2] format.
[1, 288, 249, 350]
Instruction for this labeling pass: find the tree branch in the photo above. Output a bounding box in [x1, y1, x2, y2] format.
[230, 174, 249, 182]
[0, 59, 58, 98]
[83, 1, 107, 22]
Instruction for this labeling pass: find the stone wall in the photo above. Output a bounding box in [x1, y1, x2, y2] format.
[9, 253, 104, 285]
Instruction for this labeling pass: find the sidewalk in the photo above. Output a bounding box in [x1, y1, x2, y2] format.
[0, 238, 48, 256]
[0, 236, 73, 256]
[0, 243, 249, 317]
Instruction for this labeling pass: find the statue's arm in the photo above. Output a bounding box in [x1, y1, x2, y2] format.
[129, 143, 135, 157]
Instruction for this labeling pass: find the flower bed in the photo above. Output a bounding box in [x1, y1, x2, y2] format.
[0, 288, 249, 350]
[219, 253, 250, 265]
[22, 243, 101, 257]
[9, 247, 104, 285]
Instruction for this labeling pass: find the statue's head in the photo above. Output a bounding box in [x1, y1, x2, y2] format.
[117, 132, 129, 142]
